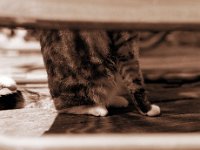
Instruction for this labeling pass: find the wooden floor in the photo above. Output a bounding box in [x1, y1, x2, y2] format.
[1, 32, 200, 150]
[0, 35, 200, 137]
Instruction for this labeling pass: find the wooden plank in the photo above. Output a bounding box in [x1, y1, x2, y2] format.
[1, 43, 200, 150]
[1, 134, 200, 150]
[0, 0, 200, 30]
[0, 109, 56, 137]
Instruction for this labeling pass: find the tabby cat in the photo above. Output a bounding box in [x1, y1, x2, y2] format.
[40, 30, 160, 117]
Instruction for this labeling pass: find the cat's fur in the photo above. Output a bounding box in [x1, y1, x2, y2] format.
[40, 30, 160, 117]
[0, 76, 17, 91]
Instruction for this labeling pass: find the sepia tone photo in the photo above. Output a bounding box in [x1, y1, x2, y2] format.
[0, 0, 200, 150]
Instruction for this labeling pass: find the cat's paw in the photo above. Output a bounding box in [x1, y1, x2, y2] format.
[0, 76, 17, 91]
[107, 96, 129, 108]
[58, 105, 108, 117]
[88, 106, 108, 117]
[146, 104, 161, 117]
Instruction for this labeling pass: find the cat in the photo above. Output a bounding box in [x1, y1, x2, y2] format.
[39, 29, 160, 117]
[0, 76, 17, 91]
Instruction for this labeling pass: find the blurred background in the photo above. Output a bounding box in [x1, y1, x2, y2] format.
[1, 28, 200, 89]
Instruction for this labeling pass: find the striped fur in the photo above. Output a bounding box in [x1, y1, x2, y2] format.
[40, 30, 160, 116]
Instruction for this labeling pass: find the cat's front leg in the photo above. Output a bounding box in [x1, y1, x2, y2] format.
[112, 31, 161, 116]
[120, 62, 160, 117]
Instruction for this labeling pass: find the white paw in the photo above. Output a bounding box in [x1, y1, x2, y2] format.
[88, 106, 108, 117]
[147, 104, 161, 117]
[0, 76, 17, 91]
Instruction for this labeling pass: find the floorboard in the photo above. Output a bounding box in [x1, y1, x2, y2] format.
[0, 32, 200, 149]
